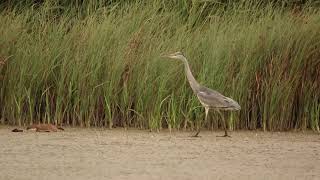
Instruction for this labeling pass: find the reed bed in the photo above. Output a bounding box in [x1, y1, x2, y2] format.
[0, 0, 319, 131]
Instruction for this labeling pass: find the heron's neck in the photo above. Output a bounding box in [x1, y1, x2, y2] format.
[180, 56, 200, 92]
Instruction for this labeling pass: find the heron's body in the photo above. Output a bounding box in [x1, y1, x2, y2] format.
[27, 124, 64, 132]
[197, 86, 241, 110]
[163, 51, 240, 137]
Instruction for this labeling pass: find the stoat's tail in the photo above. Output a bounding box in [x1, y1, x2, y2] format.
[12, 128, 23, 132]
[57, 127, 64, 131]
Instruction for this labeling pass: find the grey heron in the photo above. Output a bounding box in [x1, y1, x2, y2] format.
[162, 51, 241, 137]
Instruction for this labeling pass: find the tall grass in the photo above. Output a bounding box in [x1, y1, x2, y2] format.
[0, 1, 319, 131]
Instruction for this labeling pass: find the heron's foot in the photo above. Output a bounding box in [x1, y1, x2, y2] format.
[217, 134, 231, 138]
[191, 130, 201, 138]
[191, 134, 201, 138]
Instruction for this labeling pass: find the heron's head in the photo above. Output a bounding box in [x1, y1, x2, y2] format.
[162, 51, 185, 60]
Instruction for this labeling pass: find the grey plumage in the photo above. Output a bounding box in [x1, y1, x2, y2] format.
[197, 86, 241, 110]
[163, 51, 240, 137]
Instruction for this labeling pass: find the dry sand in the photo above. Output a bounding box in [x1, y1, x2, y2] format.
[0, 126, 319, 180]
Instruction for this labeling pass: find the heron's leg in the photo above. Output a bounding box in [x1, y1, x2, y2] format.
[217, 110, 231, 138]
[193, 107, 208, 137]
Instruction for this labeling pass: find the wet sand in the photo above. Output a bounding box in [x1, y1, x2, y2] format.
[1, 126, 319, 180]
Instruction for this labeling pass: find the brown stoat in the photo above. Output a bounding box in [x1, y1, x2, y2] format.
[26, 124, 64, 132]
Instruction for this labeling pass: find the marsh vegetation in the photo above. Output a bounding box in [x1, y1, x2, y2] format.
[0, 0, 319, 131]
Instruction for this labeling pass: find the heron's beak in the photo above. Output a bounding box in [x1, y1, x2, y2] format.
[160, 54, 169, 58]
[161, 53, 174, 59]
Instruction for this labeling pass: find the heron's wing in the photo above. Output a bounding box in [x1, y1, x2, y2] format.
[196, 86, 239, 109]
